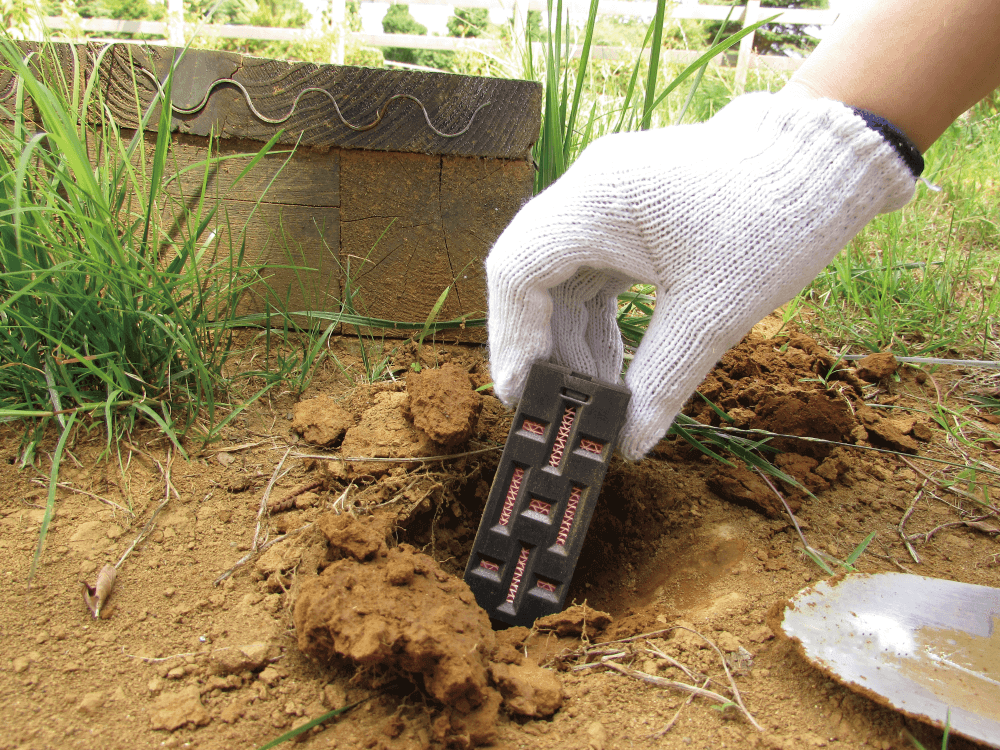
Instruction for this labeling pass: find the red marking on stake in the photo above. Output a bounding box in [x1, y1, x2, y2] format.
[505, 547, 531, 603]
[579, 438, 603, 455]
[555, 486, 582, 547]
[548, 407, 576, 467]
[527, 498, 551, 515]
[522, 419, 545, 435]
[536, 579, 557, 593]
[498, 467, 524, 526]
[480, 559, 500, 573]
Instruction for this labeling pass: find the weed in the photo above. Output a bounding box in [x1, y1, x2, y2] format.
[0, 40, 285, 458]
[796, 109, 1000, 358]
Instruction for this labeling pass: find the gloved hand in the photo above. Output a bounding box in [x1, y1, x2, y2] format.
[486, 91, 918, 460]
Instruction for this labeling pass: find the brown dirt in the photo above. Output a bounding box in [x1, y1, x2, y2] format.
[1, 325, 998, 750]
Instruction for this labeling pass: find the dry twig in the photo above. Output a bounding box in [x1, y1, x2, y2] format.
[30, 479, 133, 516]
[645, 678, 709, 740]
[254, 446, 292, 552]
[602, 661, 761, 731]
[898, 481, 926, 563]
[116, 447, 174, 569]
[214, 521, 314, 585]
[289, 446, 499, 464]
[902, 456, 1000, 515]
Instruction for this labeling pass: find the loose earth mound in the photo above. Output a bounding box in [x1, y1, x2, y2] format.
[0, 326, 995, 750]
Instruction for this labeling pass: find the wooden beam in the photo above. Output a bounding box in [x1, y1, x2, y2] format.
[96, 44, 541, 160]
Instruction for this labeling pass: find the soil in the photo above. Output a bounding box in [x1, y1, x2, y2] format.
[1, 322, 998, 750]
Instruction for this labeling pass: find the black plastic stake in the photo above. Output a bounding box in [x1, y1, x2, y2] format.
[464, 361, 631, 627]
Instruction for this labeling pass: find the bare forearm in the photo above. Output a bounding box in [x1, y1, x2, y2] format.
[787, 0, 1000, 152]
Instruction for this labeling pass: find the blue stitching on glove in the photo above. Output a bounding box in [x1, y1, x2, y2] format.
[851, 108, 924, 178]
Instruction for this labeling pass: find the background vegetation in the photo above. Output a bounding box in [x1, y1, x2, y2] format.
[0, 0, 997, 463]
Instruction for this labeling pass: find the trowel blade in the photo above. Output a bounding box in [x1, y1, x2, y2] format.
[778, 572, 1000, 747]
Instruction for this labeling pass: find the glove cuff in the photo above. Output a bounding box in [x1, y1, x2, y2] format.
[851, 108, 924, 178]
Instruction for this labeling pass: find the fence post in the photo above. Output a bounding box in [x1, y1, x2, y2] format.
[734, 0, 760, 94]
[511, 0, 529, 55]
[167, 0, 184, 46]
[328, 0, 346, 64]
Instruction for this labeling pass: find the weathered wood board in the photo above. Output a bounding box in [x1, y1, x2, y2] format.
[3, 42, 542, 338]
[340, 150, 534, 329]
[97, 44, 541, 160]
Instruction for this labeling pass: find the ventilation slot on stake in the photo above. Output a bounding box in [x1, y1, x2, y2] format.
[521, 419, 545, 436]
[505, 547, 531, 603]
[555, 486, 582, 547]
[579, 438, 604, 455]
[498, 467, 524, 526]
[536, 579, 557, 593]
[548, 406, 576, 468]
[527, 498, 551, 516]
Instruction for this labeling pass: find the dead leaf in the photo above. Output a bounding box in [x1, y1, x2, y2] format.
[83, 564, 117, 619]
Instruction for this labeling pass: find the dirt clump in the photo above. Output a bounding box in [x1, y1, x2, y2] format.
[856, 351, 899, 382]
[149, 685, 211, 731]
[3, 334, 992, 750]
[407, 363, 483, 450]
[488, 660, 563, 717]
[316, 510, 392, 561]
[340, 390, 441, 476]
[706, 462, 793, 518]
[535, 604, 613, 638]
[294, 512, 564, 746]
[291, 395, 353, 446]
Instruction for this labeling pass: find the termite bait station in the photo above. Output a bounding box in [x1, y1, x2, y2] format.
[463, 361, 631, 628]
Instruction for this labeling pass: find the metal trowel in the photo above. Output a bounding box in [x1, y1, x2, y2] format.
[778, 572, 1000, 747]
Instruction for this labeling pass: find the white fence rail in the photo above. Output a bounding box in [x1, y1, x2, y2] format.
[39, 1, 838, 90]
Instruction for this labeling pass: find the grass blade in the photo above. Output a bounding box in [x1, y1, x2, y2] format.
[256, 699, 367, 750]
[28, 412, 78, 583]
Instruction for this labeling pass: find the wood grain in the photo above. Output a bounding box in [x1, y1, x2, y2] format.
[339, 149, 532, 341]
[96, 43, 541, 160]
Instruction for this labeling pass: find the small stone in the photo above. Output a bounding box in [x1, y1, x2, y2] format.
[166, 666, 186, 679]
[12, 656, 29, 673]
[586, 720, 608, 750]
[714, 631, 742, 653]
[77, 691, 105, 713]
[295, 492, 320, 510]
[163, 587, 176, 598]
[912, 422, 933, 442]
[35, 631, 49, 644]
[219, 699, 245, 724]
[323, 683, 347, 709]
[150, 686, 211, 731]
[856, 352, 898, 382]
[258, 666, 282, 687]
[748, 625, 774, 643]
[291, 397, 352, 446]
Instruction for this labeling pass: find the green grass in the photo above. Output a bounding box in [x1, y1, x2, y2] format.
[793, 107, 1000, 359]
[0, 40, 286, 461]
[527, 0, 776, 194]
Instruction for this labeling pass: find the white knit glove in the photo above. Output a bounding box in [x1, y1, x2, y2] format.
[487, 92, 918, 460]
